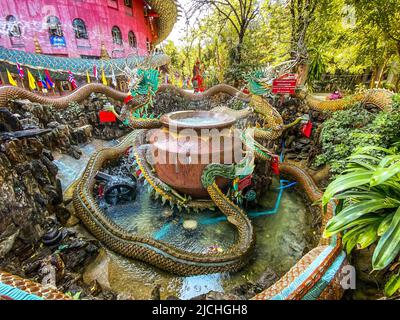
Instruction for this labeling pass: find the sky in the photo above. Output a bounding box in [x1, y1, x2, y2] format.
[164, 0, 203, 46]
[165, 15, 188, 45]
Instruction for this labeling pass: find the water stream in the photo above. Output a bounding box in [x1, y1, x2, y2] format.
[53, 139, 118, 190]
[175, 116, 224, 126]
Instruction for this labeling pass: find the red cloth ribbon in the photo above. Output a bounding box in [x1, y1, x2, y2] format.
[301, 121, 313, 138]
[271, 156, 280, 175]
[125, 147, 132, 155]
[99, 111, 116, 123]
[124, 94, 133, 104]
[238, 175, 253, 191]
[98, 184, 104, 199]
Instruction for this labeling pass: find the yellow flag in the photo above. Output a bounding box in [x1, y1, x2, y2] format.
[86, 70, 91, 84]
[101, 69, 107, 86]
[27, 69, 37, 90]
[7, 69, 17, 86]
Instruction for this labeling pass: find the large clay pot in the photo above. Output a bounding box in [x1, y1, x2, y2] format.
[150, 111, 242, 198]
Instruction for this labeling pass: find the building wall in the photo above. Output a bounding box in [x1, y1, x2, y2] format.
[0, 0, 155, 58]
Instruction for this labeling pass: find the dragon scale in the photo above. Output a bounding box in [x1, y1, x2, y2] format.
[72, 130, 255, 275]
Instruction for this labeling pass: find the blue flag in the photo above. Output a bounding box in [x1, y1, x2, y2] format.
[38, 71, 48, 89]
[44, 69, 55, 88]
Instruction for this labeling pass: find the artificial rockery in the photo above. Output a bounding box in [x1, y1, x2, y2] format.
[0, 59, 397, 300]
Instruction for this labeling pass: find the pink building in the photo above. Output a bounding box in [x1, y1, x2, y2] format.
[0, 0, 160, 58]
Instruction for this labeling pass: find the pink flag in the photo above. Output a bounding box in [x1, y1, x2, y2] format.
[16, 62, 25, 79]
[68, 70, 78, 90]
[93, 65, 98, 80]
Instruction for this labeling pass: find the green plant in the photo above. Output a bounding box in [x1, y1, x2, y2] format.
[307, 48, 327, 84]
[315, 94, 400, 174]
[65, 291, 82, 300]
[322, 146, 400, 273]
[355, 83, 367, 93]
[384, 270, 400, 297]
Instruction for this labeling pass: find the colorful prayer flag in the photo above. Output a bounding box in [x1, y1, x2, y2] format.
[38, 71, 48, 90]
[101, 68, 107, 86]
[6, 69, 17, 86]
[27, 69, 37, 90]
[68, 70, 78, 90]
[111, 67, 117, 87]
[86, 70, 91, 84]
[93, 65, 98, 80]
[16, 62, 24, 79]
[44, 69, 55, 88]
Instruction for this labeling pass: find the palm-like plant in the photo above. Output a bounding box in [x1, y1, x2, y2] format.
[322, 145, 400, 273]
[307, 48, 326, 84]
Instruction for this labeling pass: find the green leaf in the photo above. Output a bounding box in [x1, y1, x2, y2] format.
[322, 171, 374, 206]
[343, 225, 366, 254]
[345, 233, 359, 254]
[348, 154, 380, 164]
[325, 215, 382, 238]
[384, 273, 400, 297]
[381, 180, 400, 193]
[372, 207, 400, 270]
[354, 146, 395, 156]
[325, 200, 396, 236]
[333, 190, 386, 201]
[378, 155, 400, 168]
[356, 223, 379, 250]
[378, 213, 395, 236]
[346, 159, 377, 171]
[370, 163, 400, 186]
[73, 292, 82, 300]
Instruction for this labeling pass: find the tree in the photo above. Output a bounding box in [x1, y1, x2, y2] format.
[286, 0, 334, 84]
[188, 0, 260, 85]
[161, 0, 399, 91]
[163, 40, 179, 67]
[288, 0, 319, 60]
[349, 0, 400, 56]
[346, 0, 400, 89]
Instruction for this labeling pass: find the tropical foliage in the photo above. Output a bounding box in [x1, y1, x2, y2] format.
[315, 94, 400, 174]
[162, 0, 400, 90]
[322, 145, 400, 296]
[307, 48, 327, 85]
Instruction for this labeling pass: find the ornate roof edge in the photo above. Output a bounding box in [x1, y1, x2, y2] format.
[0, 47, 170, 79]
[147, 0, 179, 44]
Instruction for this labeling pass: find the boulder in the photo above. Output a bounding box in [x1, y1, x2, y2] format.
[0, 108, 23, 131]
[83, 249, 112, 292]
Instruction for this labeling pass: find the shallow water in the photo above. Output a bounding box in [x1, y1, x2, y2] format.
[54, 139, 313, 300]
[175, 116, 223, 126]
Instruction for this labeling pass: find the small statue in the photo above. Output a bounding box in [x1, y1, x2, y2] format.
[328, 90, 343, 100]
[192, 59, 205, 93]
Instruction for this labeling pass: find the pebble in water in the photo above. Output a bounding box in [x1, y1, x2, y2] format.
[183, 220, 198, 231]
